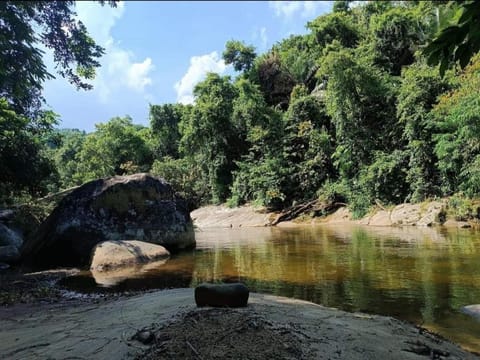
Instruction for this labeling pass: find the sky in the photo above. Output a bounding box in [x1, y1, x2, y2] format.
[42, 1, 333, 132]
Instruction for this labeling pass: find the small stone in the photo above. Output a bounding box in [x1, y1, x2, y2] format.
[195, 282, 249, 308]
[134, 330, 154, 344]
[0, 262, 10, 271]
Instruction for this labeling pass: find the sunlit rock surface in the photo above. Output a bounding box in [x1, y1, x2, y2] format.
[22, 173, 194, 267]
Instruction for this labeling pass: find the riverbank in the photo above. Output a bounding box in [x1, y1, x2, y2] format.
[0, 288, 477, 359]
[191, 200, 477, 229]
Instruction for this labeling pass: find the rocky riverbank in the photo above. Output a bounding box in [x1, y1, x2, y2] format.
[0, 288, 477, 359]
[191, 200, 477, 229]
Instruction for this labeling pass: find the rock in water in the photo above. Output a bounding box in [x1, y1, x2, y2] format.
[90, 240, 170, 271]
[22, 173, 195, 267]
[195, 283, 249, 308]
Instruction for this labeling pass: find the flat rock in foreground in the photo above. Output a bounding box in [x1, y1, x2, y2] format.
[0, 289, 477, 360]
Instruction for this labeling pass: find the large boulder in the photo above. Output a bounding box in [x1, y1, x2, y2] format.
[22, 173, 195, 267]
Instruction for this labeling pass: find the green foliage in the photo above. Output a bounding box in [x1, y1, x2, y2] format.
[149, 103, 189, 159]
[397, 61, 450, 201]
[250, 51, 296, 109]
[229, 156, 288, 209]
[0, 1, 113, 116]
[321, 47, 398, 178]
[433, 54, 480, 196]
[179, 73, 239, 203]
[283, 94, 334, 200]
[357, 150, 409, 205]
[425, 1, 480, 76]
[307, 12, 359, 48]
[273, 34, 321, 86]
[151, 156, 207, 209]
[51, 129, 87, 189]
[0, 99, 57, 203]
[447, 193, 480, 221]
[333, 1, 351, 13]
[75, 116, 153, 183]
[223, 40, 256, 72]
[9, 0, 480, 219]
[369, 7, 420, 75]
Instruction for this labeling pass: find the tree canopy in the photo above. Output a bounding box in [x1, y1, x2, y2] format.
[3, 0, 480, 217]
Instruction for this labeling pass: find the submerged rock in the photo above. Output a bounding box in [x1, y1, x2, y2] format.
[22, 173, 195, 267]
[90, 240, 170, 271]
[195, 282, 249, 308]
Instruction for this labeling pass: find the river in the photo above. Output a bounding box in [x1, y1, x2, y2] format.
[63, 224, 480, 353]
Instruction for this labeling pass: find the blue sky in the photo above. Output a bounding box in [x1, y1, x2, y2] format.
[42, 1, 333, 132]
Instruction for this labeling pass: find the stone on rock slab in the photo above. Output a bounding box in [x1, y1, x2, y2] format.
[195, 283, 249, 308]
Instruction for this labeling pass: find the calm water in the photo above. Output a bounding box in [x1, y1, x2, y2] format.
[63, 224, 480, 353]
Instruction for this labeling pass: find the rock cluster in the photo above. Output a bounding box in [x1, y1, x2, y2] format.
[22, 173, 195, 267]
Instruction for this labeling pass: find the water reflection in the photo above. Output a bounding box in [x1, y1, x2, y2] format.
[91, 259, 169, 287]
[63, 224, 480, 352]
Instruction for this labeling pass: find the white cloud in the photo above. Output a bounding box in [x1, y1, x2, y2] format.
[74, 2, 155, 102]
[174, 52, 228, 105]
[268, 1, 331, 21]
[253, 27, 268, 51]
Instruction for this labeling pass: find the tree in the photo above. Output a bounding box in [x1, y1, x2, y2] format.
[75, 117, 153, 183]
[425, 1, 480, 76]
[397, 61, 450, 201]
[370, 7, 420, 75]
[0, 99, 57, 202]
[320, 48, 398, 179]
[282, 90, 335, 200]
[223, 40, 256, 72]
[179, 73, 239, 203]
[250, 51, 296, 109]
[274, 34, 322, 88]
[307, 12, 359, 49]
[51, 129, 87, 188]
[149, 103, 190, 159]
[433, 54, 480, 196]
[333, 1, 351, 13]
[0, 1, 115, 116]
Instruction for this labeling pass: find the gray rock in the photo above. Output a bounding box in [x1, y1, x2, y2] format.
[0, 245, 20, 263]
[0, 262, 10, 271]
[461, 304, 480, 320]
[22, 173, 195, 267]
[195, 283, 249, 308]
[390, 204, 422, 226]
[0, 223, 23, 248]
[133, 330, 154, 344]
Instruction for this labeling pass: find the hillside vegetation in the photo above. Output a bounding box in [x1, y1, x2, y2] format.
[2, 1, 480, 219]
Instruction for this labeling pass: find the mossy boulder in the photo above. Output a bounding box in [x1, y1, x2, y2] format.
[22, 173, 195, 267]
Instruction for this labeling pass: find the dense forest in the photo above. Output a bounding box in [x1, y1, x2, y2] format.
[1, 1, 480, 218]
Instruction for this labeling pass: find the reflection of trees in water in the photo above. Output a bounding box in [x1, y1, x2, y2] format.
[191, 225, 480, 325]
